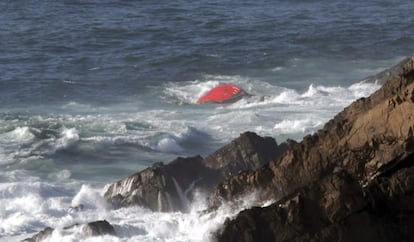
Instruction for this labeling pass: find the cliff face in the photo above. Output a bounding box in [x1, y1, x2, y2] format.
[214, 55, 414, 241]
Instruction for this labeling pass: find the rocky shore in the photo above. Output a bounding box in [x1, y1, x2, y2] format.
[213, 55, 414, 241]
[25, 54, 414, 241]
[104, 131, 288, 212]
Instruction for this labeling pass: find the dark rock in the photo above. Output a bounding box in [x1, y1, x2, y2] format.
[217, 153, 414, 242]
[82, 220, 116, 237]
[365, 155, 414, 241]
[105, 155, 219, 212]
[22, 220, 116, 242]
[203, 131, 286, 176]
[68, 204, 84, 213]
[21, 227, 53, 242]
[104, 132, 286, 212]
[208, 54, 414, 209]
[216, 170, 393, 242]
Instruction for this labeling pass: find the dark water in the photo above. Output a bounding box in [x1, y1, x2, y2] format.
[1, 0, 413, 106]
[1, 1, 414, 240]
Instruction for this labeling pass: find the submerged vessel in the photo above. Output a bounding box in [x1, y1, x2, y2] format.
[197, 84, 249, 104]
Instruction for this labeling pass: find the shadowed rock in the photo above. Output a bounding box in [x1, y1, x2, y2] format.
[104, 155, 218, 212]
[217, 152, 414, 242]
[216, 170, 393, 242]
[21, 227, 53, 242]
[82, 220, 116, 237]
[365, 157, 414, 240]
[22, 220, 116, 242]
[104, 132, 287, 212]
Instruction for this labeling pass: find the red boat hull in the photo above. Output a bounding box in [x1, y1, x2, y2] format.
[197, 84, 248, 104]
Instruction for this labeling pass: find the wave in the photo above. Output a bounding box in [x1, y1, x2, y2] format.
[164, 80, 221, 104]
[227, 81, 380, 109]
[161, 76, 381, 143]
[0, 178, 75, 237]
[0, 127, 36, 165]
[163, 74, 380, 106]
[0, 76, 381, 188]
[0, 114, 213, 170]
[274, 119, 323, 134]
[1, 178, 278, 241]
[0, 77, 381, 168]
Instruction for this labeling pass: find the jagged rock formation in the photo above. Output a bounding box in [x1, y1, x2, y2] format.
[209, 54, 414, 209]
[217, 158, 414, 242]
[22, 220, 116, 242]
[81, 220, 117, 237]
[213, 55, 414, 241]
[217, 170, 393, 242]
[22, 227, 53, 242]
[362, 56, 411, 85]
[104, 132, 287, 212]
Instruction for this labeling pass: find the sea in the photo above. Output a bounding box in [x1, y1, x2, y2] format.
[1, 0, 413, 241]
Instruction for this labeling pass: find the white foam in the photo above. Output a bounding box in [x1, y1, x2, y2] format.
[274, 119, 323, 134]
[131, 125, 211, 154]
[0, 74, 384, 241]
[164, 80, 220, 104]
[7, 127, 35, 142]
[271, 88, 301, 104]
[0, 78, 381, 170]
[349, 80, 381, 98]
[271, 66, 285, 72]
[71, 184, 110, 211]
[171, 177, 190, 212]
[0, 180, 72, 237]
[94, 190, 260, 242]
[0, 127, 36, 165]
[56, 128, 80, 150]
[0, 177, 267, 242]
[62, 101, 94, 111]
[48, 170, 72, 181]
[155, 137, 184, 153]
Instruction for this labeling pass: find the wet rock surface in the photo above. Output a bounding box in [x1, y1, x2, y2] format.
[216, 170, 392, 242]
[22, 220, 116, 242]
[104, 132, 286, 212]
[81, 220, 117, 237]
[21, 227, 53, 242]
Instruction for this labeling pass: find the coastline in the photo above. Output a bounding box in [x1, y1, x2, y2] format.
[24, 53, 414, 241]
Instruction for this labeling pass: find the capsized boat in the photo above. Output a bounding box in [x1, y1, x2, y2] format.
[197, 84, 249, 104]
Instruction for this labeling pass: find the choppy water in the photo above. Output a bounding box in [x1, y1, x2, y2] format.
[1, 0, 413, 241]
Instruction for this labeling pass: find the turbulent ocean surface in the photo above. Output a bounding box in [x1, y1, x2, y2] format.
[1, 0, 414, 241]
